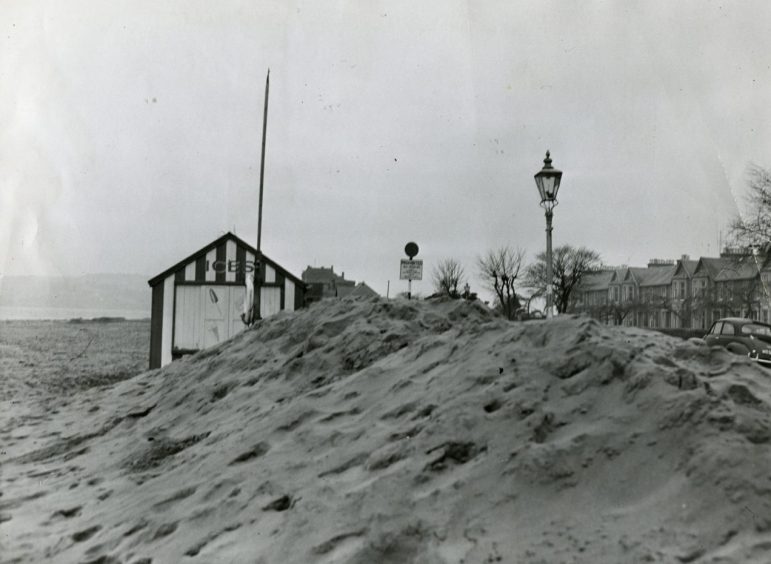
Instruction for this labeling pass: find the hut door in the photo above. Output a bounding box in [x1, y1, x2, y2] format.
[174, 285, 204, 351]
[204, 286, 228, 347]
[229, 286, 247, 338]
[260, 287, 282, 318]
[175, 285, 247, 352]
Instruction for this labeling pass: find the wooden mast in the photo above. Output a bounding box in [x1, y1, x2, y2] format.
[253, 69, 270, 323]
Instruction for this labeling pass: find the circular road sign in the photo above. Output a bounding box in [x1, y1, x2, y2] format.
[404, 242, 419, 259]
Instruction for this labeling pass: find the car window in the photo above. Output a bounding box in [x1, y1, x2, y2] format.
[710, 322, 723, 335]
[721, 323, 735, 335]
[742, 324, 771, 337]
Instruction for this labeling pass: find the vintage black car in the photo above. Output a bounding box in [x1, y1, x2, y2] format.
[704, 317, 771, 368]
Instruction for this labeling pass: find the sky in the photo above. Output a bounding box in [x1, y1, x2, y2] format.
[2, 0, 771, 300]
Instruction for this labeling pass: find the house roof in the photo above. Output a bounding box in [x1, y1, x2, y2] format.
[348, 282, 379, 299]
[336, 283, 357, 298]
[608, 268, 628, 285]
[694, 256, 761, 281]
[637, 264, 677, 287]
[625, 267, 649, 285]
[673, 259, 699, 278]
[580, 270, 615, 291]
[713, 258, 762, 281]
[302, 266, 352, 285]
[693, 257, 732, 279]
[147, 232, 305, 288]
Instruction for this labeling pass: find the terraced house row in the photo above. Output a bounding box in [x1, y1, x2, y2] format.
[572, 247, 771, 330]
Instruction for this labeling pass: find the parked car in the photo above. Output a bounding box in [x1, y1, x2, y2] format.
[703, 317, 771, 368]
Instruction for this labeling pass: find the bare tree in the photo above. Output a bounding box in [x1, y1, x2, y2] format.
[518, 290, 542, 316]
[477, 247, 525, 319]
[524, 245, 602, 314]
[691, 286, 721, 329]
[719, 276, 762, 319]
[432, 258, 465, 298]
[730, 164, 771, 247]
[605, 294, 656, 326]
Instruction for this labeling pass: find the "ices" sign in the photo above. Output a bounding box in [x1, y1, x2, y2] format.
[206, 260, 259, 274]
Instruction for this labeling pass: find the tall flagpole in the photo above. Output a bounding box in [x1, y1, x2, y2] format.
[253, 69, 270, 323]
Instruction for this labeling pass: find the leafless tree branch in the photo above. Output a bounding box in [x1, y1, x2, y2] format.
[432, 258, 466, 297]
[477, 247, 525, 319]
[729, 164, 771, 247]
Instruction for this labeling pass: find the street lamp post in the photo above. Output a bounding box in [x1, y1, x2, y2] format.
[534, 151, 563, 319]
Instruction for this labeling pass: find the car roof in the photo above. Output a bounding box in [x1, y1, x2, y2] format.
[718, 317, 771, 327]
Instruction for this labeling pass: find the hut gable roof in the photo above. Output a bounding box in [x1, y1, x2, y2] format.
[147, 232, 305, 288]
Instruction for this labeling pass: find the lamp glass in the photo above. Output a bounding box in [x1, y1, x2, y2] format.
[535, 171, 562, 203]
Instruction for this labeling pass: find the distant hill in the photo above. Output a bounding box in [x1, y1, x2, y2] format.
[0, 274, 150, 313]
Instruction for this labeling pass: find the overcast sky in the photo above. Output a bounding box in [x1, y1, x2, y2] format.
[2, 0, 770, 299]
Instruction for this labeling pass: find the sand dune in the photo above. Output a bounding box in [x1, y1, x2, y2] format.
[2, 297, 771, 563]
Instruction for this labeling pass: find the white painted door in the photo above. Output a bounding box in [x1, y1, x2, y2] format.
[229, 286, 247, 339]
[204, 286, 228, 347]
[284, 280, 295, 312]
[175, 285, 249, 352]
[260, 287, 282, 318]
[174, 285, 203, 350]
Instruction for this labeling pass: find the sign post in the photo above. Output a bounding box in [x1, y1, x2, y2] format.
[400, 242, 422, 299]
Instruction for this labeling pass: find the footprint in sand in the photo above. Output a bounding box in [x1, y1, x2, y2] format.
[229, 441, 270, 465]
[152, 521, 178, 540]
[263, 494, 293, 511]
[52, 506, 81, 519]
[151, 486, 197, 511]
[72, 525, 101, 542]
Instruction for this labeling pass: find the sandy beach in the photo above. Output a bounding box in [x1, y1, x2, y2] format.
[2, 297, 770, 563]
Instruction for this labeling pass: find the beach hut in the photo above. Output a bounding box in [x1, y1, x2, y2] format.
[147, 232, 305, 368]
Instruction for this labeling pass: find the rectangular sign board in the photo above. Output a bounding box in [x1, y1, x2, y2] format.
[400, 259, 423, 280]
